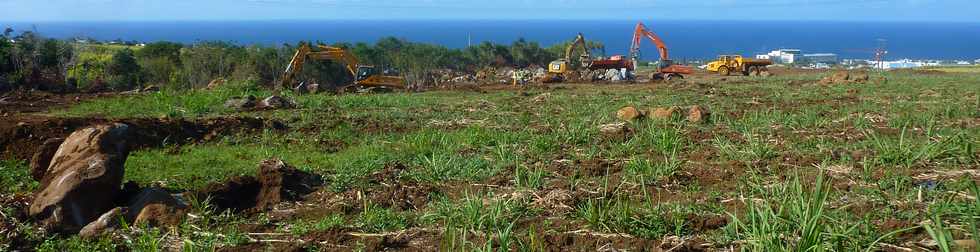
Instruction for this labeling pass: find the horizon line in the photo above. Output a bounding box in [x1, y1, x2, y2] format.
[3, 18, 980, 24]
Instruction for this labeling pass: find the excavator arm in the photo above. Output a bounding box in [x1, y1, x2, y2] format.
[629, 22, 692, 76]
[280, 43, 312, 89]
[280, 43, 404, 90]
[630, 22, 670, 66]
[565, 33, 591, 64]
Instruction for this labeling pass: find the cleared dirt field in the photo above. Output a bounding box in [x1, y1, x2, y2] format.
[2, 69, 979, 251]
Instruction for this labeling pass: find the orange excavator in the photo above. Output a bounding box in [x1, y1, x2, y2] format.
[280, 43, 405, 91]
[630, 22, 693, 80]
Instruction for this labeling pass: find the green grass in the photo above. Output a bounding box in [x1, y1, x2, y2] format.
[0, 159, 36, 194]
[6, 71, 980, 250]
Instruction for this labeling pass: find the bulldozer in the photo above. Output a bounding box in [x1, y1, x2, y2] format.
[542, 33, 592, 83]
[280, 43, 405, 91]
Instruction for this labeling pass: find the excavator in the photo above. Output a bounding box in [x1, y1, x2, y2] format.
[630, 22, 694, 81]
[280, 43, 405, 91]
[542, 33, 592, 83]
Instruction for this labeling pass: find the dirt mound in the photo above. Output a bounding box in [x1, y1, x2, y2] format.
[193, 176, 262, 212]
[255, 159, 323, 209]
[367, 163, 434, 210]
[0, 116, 283, 161]
[193, 159, 322, 212]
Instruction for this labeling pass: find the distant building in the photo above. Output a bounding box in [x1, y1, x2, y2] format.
[758, 49, 802, 64]
[881, 59, 925, 69]
[802, 53, 839, 64]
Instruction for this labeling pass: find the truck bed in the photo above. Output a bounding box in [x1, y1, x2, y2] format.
[743, 58, 773, 66]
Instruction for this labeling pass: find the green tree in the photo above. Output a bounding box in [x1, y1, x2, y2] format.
[137, 41, 183, 64]
[107, 48, 140, 89]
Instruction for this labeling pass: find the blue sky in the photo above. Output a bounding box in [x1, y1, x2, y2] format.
[1, 0, 977, 22]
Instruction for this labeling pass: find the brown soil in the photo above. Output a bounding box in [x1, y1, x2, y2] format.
[0, 90, 110, 114]
[191, 162, 323, 213]
[366, 163, 435, 211]
[192, 176, 262, 212]
[0, 115, 285, 161]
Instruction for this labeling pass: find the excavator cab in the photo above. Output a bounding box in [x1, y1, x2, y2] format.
[356, 66, 378, 81]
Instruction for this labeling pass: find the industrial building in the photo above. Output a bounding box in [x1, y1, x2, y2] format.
[756, 49, 838, 65]
[757, 49, 802, 64]
[802, 53, 839, 64]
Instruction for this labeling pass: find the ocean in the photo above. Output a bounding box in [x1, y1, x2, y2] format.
[4, 20, 980, 61]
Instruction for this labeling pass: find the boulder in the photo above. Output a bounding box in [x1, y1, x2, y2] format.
[30, 138, 65, 181]
[224, 95, 257, 110]
[256, 96, 296, 110]
[851, 71, 870, 82]
[78, 207, 128, 239]
[616, 106, 644, 121]
[650, 107, 681, 120]
[532, 92, 552, 103]
[687, 105, 711, 123]
[599, 123, 630, 140]
[140, 85, 160, 92]
[255, 159, 322, 209]
[206, 78, 226, 90]
[29, 123, 131, 233]
[127, 187, 189, 227]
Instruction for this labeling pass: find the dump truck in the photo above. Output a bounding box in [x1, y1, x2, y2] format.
[706, 55, 772, 76]
[280, 43, 405, 91]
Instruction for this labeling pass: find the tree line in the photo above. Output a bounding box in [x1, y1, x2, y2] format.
[0, 28, 604, 92]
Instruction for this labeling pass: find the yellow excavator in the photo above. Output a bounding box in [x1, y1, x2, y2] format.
[280, 43, 405, 91]
[542, 33, 592, 83]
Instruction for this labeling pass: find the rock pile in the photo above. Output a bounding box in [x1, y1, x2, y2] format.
[615, 105, 711, 123]
[820, 71, 871, 84]
[24, 124, 321, 238]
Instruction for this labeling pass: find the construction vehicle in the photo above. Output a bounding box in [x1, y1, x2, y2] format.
[543, 33, 592, 83]
[630, 22, 694, 80]
[706, 55, 772, 76]
[280, 43, 405, 91]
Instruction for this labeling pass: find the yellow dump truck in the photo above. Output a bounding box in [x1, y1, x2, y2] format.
[706, 55, 772, 76]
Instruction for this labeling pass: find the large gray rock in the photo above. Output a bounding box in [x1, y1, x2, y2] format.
[29, 123, 130, 233]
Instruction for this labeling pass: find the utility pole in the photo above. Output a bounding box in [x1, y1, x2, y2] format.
[874, 39, 888, 71]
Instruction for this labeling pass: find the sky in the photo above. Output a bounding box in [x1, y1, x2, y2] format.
[1, 0, 978, 22]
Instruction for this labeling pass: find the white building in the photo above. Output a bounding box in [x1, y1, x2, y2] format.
[802, 53, 839, 64]
[758, 49, 802, 64]
[881, 59, 925, 69]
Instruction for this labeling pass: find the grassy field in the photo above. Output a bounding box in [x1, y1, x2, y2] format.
[3, 70, 980, 251]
